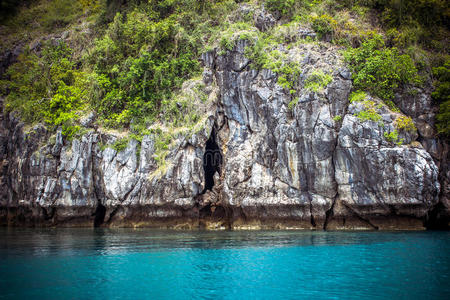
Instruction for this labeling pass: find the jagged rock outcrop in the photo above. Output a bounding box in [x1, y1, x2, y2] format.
[0, 37, 447, 230]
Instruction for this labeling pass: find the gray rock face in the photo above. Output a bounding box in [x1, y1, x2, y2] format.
[0, 45, 22, 77]
[254, 8, 276, 32]
[0, 40, 447, 230]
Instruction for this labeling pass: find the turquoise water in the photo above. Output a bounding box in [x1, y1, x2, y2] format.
[0, 229, 449, 299]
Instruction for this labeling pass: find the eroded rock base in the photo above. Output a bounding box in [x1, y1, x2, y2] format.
[0, 204, 433, 230]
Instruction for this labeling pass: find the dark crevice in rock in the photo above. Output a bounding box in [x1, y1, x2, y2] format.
[323, 196, 337, 230]
[325, 113, 342, 230]
[308, 194, 316, 228]
[202, 127, 222, 194]
[122, 179, 139, 203]
[232, 58, 250, 72]
[105, 206, 120, 225]
[343, 203, 379, 230]
[199, 204, 212, 221]
[41, 206, 56, 221]
[212, 205, 226, 219]
[224, 206, 233, 229]
[424, 202, 450, 230]
[427, 141, 450, 230]
[198, 203, 231, 229]
[93, 203, 106, 227]
[310, 212, 316, 228]
[236, 206, 247, 222]
[217, 114, 228, 132]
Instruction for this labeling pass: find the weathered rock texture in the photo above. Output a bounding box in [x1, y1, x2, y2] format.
[0, 39, 448, 230]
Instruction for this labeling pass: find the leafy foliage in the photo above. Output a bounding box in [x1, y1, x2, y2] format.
[395, 115, 416, 132]
[112, 137, 129, 152]
[2, 42, 86, 139]
[385, 100, 400, 112]
[374, 0, 448, 29]
[87, 9, 200, 127]
[354, 99, 382, 123]
[344, 35, 421, 100]
[265, 0, 295, 16]
[244, 36, 302, 95]
[333, 115, 342, 122]
[432, 59, 450, 104]
[0, 0, 34, 22]
[436, 100, 450, 137]
[431, 59, 450, 136]
[349, 90, 367, 103]
[304, 70, 332, 92]
[384, 130, 404, 145]
[1, 0, 449, 142]
[311, 14, 336, 40]
[288, 97, 299, 110]
[42, 0, 82, 28]
[217, 22, 258, 54]
[357, 109, 382, 123]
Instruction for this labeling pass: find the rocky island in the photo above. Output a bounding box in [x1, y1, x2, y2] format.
[0, 0, 448, 230]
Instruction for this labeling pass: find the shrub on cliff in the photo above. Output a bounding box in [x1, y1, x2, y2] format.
[87, 9, 200, 127]
[265, 0, 295, 16]
[344, 35, 421, 100]
[1, 0, 448, 140]
[1, 41, 86, 139]
[85, 0, 241, 128]
[432, 59, 450, 136]
[311, 14, 336, 40]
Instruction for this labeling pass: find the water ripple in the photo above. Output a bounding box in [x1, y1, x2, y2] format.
[0, 229, 449, 299]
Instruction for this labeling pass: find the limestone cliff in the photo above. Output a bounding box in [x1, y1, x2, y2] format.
[1, 31, 448, 230]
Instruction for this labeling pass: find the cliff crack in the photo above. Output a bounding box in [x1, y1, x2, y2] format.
[308, 193, 316, 228]
[202, 127, 222, 194]
[343, 203, 379, 230]
[323, 194, 337, 230]
[93, 203, 106, 227]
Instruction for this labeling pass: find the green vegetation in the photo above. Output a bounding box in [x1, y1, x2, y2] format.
[350, 96, 417, 145]
[432, 60, 450, 136]
[1, 0, 449, 150]
[385, 100, 400, 112]
[304, 70, 332, 92]
[87, 9, 200, 128]
[265, 0, 295, 17]
[112, 137, 129, 152]
[395, 115, 416, 132]
[266, 51, 302, 94]
[1, 42, 87, 139]
[436, 101, 450, 137]
[311, 14, 336, 40]
[288, 97, 299, 110]
[244, 34, 302, 95]
[384, 130, 404, 146]
[356, 101, 382, 123]
[344, 35, 421, 100]
[217, 22, 258, 55]
[349, 97, 417, 145]
[333, 115, 342, 122]
[42, 0, 83, 29]
[349, 90, 367, 103]
[0, 0, 92, 53]
[338, 0, 448, 138]
[1, 0, 237, 142]
[432, 60, 450, 103]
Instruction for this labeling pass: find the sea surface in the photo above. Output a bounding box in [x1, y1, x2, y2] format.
[0, 229, 449, 299]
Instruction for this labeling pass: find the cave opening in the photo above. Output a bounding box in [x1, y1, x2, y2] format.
[424, 202, 450, 230]
[93, 203, 106, 227]
[202, 128, 222, 193]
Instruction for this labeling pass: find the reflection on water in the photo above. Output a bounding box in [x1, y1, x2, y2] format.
[1, 228, 432, 255]
[0, 229, 449, 299]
